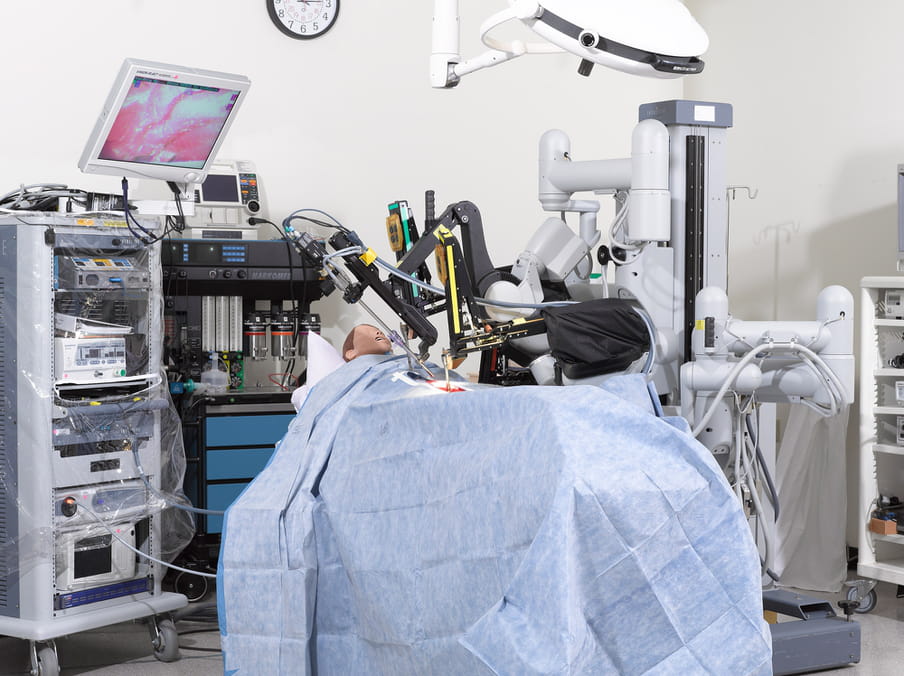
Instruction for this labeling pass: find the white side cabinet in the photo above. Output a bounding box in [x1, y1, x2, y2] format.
[858, 277, 904, 587]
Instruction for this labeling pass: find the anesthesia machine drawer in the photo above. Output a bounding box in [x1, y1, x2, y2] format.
[204, 413, 294, 447]
[202, 411, 295, 533]
[206, 447, 275, 481]
[206, 484, 252, 534]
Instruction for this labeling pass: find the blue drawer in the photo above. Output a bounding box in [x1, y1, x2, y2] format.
[207, 447, 274, 481]
[207, 483, 250, 533]
[205, 414, 294, 447]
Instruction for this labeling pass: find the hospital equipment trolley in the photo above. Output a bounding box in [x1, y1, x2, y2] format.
[0, 215, 188, 675]
[856, 276, 904, 612]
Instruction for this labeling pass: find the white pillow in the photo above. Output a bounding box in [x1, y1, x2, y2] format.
[291, 332, 346, 411]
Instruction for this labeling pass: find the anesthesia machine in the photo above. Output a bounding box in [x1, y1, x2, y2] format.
[161, 236, 323, 586]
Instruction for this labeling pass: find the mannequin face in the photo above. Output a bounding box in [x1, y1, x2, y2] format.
[343, 324, 391, 361]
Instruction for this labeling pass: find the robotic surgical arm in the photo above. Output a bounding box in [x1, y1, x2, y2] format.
[483, 119, 669, 321]
[681, 285, 855, 468]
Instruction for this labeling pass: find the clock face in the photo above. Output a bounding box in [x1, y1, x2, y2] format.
[267, 0, 339, 40]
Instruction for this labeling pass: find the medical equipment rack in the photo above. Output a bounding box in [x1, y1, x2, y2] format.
[0, 215, 187, 675]
[856, 276, 904, 611]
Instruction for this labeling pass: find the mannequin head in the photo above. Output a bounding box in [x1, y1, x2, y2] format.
[342, 324, 392, 362]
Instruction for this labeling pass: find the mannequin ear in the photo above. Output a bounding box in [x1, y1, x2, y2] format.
[344, 348, 357, 362]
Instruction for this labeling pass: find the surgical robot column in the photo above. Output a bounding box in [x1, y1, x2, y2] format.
[477, 102, 855, 582]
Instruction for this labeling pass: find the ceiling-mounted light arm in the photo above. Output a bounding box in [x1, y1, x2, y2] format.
[431, 0, 560, 88]
[431, 0, 708, 88]
[478, 1, 562, 55]
[430, 0, 461, 88]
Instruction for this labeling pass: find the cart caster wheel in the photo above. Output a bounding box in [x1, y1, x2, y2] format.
[845, 585, 878, 613]
[31, 642, 59, 676]
[151, 617, 181, 662]
[175, 570, 209, 602]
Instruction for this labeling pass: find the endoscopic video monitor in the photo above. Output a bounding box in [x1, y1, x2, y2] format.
[78, 58, 251, 184]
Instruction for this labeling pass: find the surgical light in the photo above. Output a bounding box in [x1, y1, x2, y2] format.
[431, 0, 708, 88]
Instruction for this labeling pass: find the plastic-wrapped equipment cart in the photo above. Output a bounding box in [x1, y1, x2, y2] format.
[0, 215, 193, 675]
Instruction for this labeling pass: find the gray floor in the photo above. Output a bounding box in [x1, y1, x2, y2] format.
[0, 599, 222, 676]
[0, 581, 901, 675]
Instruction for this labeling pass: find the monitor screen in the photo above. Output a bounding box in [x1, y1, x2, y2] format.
[79, 59, 251, 184]
[200, 173, 241, 203]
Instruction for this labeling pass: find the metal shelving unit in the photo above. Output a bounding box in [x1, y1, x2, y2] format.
[857, 277, 904, 600]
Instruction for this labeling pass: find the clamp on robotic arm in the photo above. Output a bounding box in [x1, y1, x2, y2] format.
[395, 199, 548, 359]
[284, 224, 439, 371]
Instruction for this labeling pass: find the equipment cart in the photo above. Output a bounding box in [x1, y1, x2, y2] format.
[0, 216, 190, 674]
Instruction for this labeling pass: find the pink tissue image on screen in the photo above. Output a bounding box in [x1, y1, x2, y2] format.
[99, 78, 239, 169]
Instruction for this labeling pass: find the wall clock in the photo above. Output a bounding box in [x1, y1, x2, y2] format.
[267, 0, 339, 40]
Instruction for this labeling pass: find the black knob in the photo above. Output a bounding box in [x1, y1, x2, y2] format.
[237, 270, 247, 279]
[597, 245, 613, 265]
[837, 600, 859, 621]
[178, 270, 188, 278]
[247, 200, 261, 213]
[223, 270, 232, 279]
[61, 497, 77, 517]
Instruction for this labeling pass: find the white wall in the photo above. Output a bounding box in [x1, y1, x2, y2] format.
[0, 1, 681, 353]
[686, 0, 903, 316]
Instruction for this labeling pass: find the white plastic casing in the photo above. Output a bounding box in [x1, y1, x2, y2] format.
[533, 0, 708, 56]
[523, 216, 589, 281]
[627, 119, 670, 242]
